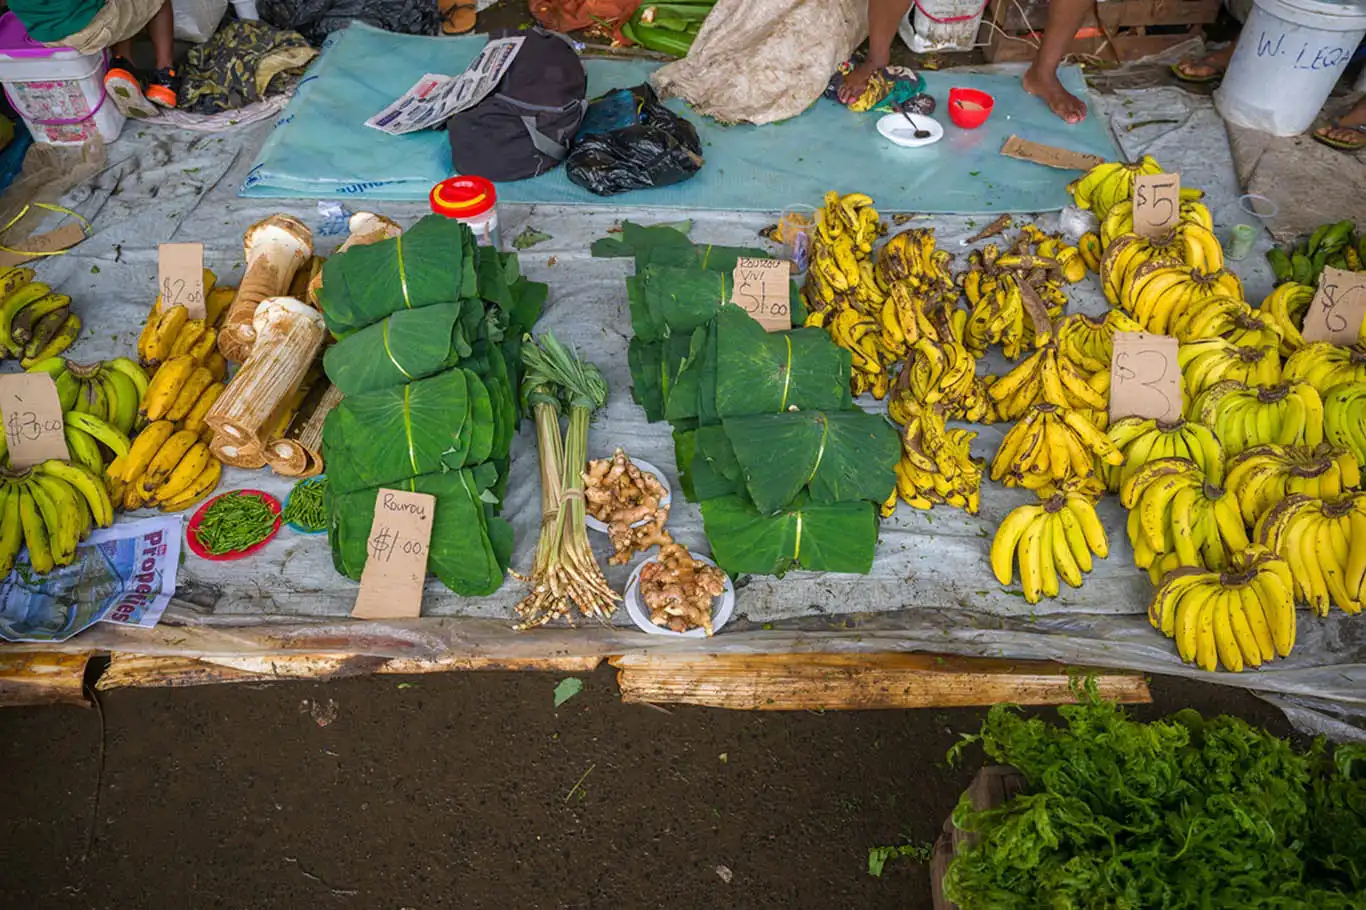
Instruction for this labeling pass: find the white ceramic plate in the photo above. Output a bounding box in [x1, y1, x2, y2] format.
[876, 112, 944, 148]
[584, 458, 672, 534]
[624, 551, 736, 638]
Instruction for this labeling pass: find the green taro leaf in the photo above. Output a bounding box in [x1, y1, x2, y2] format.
[699, 495, 878, 576]
[324, 302, 470, 396]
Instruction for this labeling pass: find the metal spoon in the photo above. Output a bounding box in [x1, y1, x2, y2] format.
[897, 103, 931, 139]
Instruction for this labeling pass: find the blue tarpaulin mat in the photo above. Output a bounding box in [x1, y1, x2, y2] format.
[241, 23, 1118, 213]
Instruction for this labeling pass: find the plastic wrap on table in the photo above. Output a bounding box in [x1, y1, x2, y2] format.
[566, 84, 703, 197]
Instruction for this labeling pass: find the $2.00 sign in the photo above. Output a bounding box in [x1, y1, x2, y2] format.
[1110, 331, 1182, 423]
[0, 372, 69, 468]
[157, 243, 206, 320]
[351, 488, 436, 620]
[730, 257, 791, 332]
[1132, 173, 1181, 240]
[1301, 266, 1366, 345]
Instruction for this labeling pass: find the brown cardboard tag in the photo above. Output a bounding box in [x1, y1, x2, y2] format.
[1301, 266, 1366, 345]
[351, 489, 435, 620]
[999, 135, 1106, 171]
[0, 373, 70, 468]
[1110, 331, 1181, 423]
[1132, 173, 1181, 240]
[730, 257, 791, 332]
[157, 243, 206, 320]
[0, 222, 88, 269]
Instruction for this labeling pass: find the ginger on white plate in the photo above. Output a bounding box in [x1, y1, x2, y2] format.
[638, 544, 727, 635]
[584, 448, 671, 565]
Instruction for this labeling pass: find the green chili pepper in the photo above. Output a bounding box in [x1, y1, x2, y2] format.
[195, 492, 278, 556]
[282, 478, 327, 533]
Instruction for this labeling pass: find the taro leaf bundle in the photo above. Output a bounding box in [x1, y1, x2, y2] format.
[323, 301, 486, 396]
[630, 265, 804, 343]
[713, 307, 851, 418]
[318, 215, 479, 337]
[322, 367, 500, 495]
[326, 462, 513, 596]
[699, 495, 879, 576]
[722, 410, 899, 514]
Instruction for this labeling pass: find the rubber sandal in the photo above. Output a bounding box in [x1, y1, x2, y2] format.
[439, 0, 476, 34]
[1170, 61, 1223, 84]
[103, 67, 159, 119]
[1311, 123, 1366, 152]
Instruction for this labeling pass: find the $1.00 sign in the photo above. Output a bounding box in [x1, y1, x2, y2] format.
[351, 488, 435, 619]
[0, 372, 69, 467]
[157, 243, 206, 320]
[1133, 173, 1181, 240]
[730, 257, 791, 332]
[1301, 266, 1366, 345]
[1110, 331, 1181, 423]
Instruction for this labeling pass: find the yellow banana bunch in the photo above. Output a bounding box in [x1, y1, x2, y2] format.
[882, 400, 983, 515]
[0, 459, 114, 577]
[876, 227, 956, 298]
[1117, 260, 1245, 334]
[1146, 546, 1295, 672]
[1033, 235, 1087, 284]
[1100, 225, 1226, 307]
[820, 307, 893, 398]
[1067, 156, 1164, 219]
[1259, 282, 1315, 356]
[1076, 232, 1103, 272]
[1324, 383, 1366, 467]
[990, 493, 1108, 603]
[1224, 443, 1360, 526]
[139, 352, 228, 427]
[1103, 417, 1225, 491]
[1097, 191, 1214, 248]
[1283, 342, 1366, 394]
[1033, 472, 1107, 504]
[963, 270, 1028, 359]
[1054, 310, 1144, 376]
[986, 344, 1109, 421]
[1119, 456, 1249, 581]
[137, 271, 232, 373]
[1178, 339, 1281, 405]
[1190, 380, 1324, 456]
[1169, 295, 1282, 348]
[1255, 492, 1366, 616]
[891, 336, 993, 422]
[991, 403, 1122, 491]
[114, 418, 223, 513]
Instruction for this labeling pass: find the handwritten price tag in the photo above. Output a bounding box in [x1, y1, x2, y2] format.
[1110, 331, 1181, 423]
[157, 243, 206, 320]
[1301, 266, 1366, 345]
[731, 257, 791, 333]
[0, 372, 69, 468]
[1133, 173, 1181, 240]
[351, 488, 435, 620]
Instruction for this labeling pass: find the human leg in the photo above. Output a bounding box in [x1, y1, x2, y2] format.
[143, 0, 178, 108]
[838, 0, 913, 104]
[1021, 0, 1091, 123]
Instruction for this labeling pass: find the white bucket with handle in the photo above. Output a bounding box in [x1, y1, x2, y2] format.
[1214, 0, 1366, 136]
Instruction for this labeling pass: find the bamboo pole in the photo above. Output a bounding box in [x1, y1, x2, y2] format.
[265, 381, 339, 478]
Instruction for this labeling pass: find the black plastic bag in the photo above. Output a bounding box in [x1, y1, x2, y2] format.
[259, 0, 438, 44]
[566, 84, 703, 197]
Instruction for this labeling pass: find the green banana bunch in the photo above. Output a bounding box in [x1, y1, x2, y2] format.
[25, 357, 149, 437]
[0, 459, 114, 577]
[1268, 219, 1361, 287]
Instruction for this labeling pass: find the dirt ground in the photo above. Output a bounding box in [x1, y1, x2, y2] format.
[0, 669, 1292, 909]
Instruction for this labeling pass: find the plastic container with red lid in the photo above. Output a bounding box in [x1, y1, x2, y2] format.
[430, 176, 501, 248]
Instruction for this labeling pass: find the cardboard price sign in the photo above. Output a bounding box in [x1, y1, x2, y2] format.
[1133, 173, 1181, 239]
[1301, 266, 1366, 345]
[1110, 332, 1181, 423]
[157, 243, 206, 320]
[351, 489, 436, 619]
[731, 257, 791, 332]
[999, 135, 1106, 171]
[0, 372, 69, 468]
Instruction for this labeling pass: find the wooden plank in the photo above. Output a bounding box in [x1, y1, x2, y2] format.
[97, 652, 605, 690]
[0, 652, 90, 707]
[986, 27, 1202, 63]
[610, 652, 1151, 710]
[992, 0, 1219, 32]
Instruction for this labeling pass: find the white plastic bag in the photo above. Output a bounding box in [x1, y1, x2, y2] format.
[174, 0, 230, 42]
[650, 0, 866, 125]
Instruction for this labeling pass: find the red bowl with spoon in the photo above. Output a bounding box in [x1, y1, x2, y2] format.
[948, 88, 995, 129]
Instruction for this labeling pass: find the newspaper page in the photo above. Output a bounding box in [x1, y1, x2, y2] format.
[0, 515, 183, 643]
[365, 36, 526, 136]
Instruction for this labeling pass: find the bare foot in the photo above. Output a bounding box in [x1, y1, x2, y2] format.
[1022, 66, 1087, 124]
[1313, 122, 1366, 151]
[838, 61, 877, 105]
[1173, 45, 1236, 80]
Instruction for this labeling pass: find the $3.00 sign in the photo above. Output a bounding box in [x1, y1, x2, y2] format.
[1110, 331, 1181, 423]
[352, 488, 436, 619]
[1301, 266, 1366, 345]
[0, 372, 69, 467]
[1133, 173, 1181, 240]
[730, 257, 791, 332]
[157, 243, 206, 320]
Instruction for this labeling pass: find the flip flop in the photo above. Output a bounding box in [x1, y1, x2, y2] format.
[1170, 61, 1223, 84]
[439, 0, 476, 34]
[1312, 122, 1366, 152]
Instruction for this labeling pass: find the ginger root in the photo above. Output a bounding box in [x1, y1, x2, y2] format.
[638, 544, 727, 636]
[584, 448, 672, 565]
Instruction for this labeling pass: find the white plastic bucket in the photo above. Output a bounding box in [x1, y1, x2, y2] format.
[0, 14, 124, 145]
[1215, 0, 1366, 136]
[899, 0, 988, 52]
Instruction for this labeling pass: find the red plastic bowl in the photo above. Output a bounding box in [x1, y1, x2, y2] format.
[187, 489, 282, 561]
[948, 88, 995, 129]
